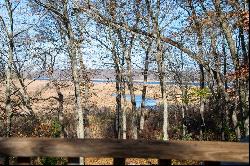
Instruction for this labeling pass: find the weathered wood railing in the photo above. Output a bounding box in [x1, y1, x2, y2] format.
[0, 138, 249, 165]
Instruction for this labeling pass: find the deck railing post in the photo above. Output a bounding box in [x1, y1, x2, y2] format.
[16, 157, 31, 165]
[0, 154, 6, 165]
[0, 154, 9, 165]
[158, 159, 171, 165]
[68, 157, 80, 165]
[203, 161, 220, 165]
[113, 158, 125, 165]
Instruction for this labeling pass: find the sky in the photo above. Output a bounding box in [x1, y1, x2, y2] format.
[0, 0, 213, 73]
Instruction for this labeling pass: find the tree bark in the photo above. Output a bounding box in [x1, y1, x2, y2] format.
[65, 4, 85, 165]
[244, 116, 249, 136]
[239, 27, 248, 66]
[155, 37, 168, 141]
[199, 64, 205, 140]
[140, 40, 151, 131]
[4, 0, 14, 138]
[122, 75, 127, 140]
[117, 31, 137, 139]
[213, 0, 245, 138]
[53, 81, 66, 138]
[69, 38, 85, 166]
[110, 36, 122, 139]
[180, 86, 187, 138]
[13, 62, 34, 115]
[188, 0, 206, 140]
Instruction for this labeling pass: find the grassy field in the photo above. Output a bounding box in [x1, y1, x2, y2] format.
[0, 80, 202, 165]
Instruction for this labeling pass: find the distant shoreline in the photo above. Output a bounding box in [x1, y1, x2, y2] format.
[34, 77, 203, 86]
[91, 79, 204, 86]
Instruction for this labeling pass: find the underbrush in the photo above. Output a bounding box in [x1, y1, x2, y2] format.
[0, 101, 237, 165]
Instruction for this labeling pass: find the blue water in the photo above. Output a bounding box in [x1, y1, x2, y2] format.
[127, 95, 157, 108]
[91, 79, 205, 86]
[35, 77, 203, 86]
[112, 94, 157, 108]
[36, 76, 50, 80]
[92, 79, 161, 84]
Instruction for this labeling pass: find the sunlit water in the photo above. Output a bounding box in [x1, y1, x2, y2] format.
[112, 94, 157, 108]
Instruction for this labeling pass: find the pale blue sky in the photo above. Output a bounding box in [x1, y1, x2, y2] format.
[0, 0, 230, 73]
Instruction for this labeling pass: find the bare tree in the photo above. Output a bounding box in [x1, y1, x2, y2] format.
[33, 0, 89, 164]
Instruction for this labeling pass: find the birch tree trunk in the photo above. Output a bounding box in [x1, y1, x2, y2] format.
[71, 51, 84, 139]
[68, 36, 85, 166]
[117, 31, 137, 139]
[155, 33, 168, 141]
[4, 0, 14, 138]
[180, 87, 187, 138]
[122, 105, 127, 139]
[140, 41, 151, 131]
[199, 64, 205, 140]
[139, 6, 152, 131]
[122, 74, 127, 140]
[33, 0, 86, 144]
[63, 3, 86, 164]
[1, 1, 15, 164]
[188, 0, 206, 140]
[110, 36, 122, 139]
[124, 48, 138, 139]
[12, 62, 34, 116]
[244, 116, 249, 136]
[162, 83, 168, 141]
[151, 0, 168, 141]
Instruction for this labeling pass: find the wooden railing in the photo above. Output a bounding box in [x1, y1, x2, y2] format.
[0, 138, 249, 165]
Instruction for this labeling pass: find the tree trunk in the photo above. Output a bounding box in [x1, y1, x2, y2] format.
[115, 77, 122, 139]
[140, 40, 151, 131]
[163, 88, 168, 141]
[245, 82, 249, 136]
[156, 38, 168, 141]
[125, 50, 137, 140]
[117, 30, 137, 139]
[156, 50, 168, 141]
[189, 1, 206, 140]
[53, 81, 66, 138]
[68, 41, 84, 140]
[199, 64, 205, 140]
[78, 44, 90, 140]
[67, 24, 85, 165]
[122, 106, 127, 140]
[5, 0, 14, 138]
[239, 27, 248, 66]
[108, 34, 122, 138]
[122, 76, 127, 140]
[210, 30, 231, 140]
[232, 109, 241, 140]
[151, 0, 169, 141]
[223, 40, 228, 91]
[180, 86, 187, 138]
[113, 56, 122, 139]
[214, 0, 245, 137]
[244, 116, 249, 136]
[2, 1, 15, 164]
[13, 62, 34, 116]
[5, 43, 13, 138]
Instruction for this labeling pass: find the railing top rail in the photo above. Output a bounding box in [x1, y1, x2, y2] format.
[0, 138, 248, 163]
